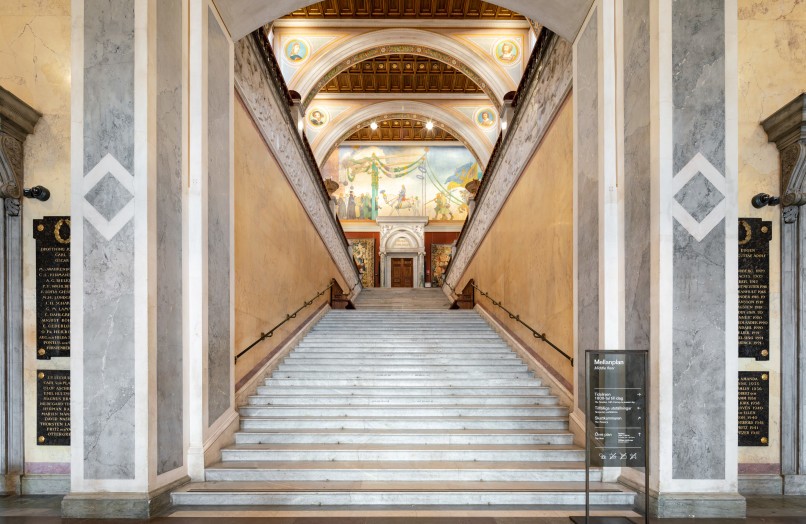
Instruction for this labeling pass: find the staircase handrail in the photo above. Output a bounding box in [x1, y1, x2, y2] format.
[234, 279, 345, 363]
[468, 281, 573, 366]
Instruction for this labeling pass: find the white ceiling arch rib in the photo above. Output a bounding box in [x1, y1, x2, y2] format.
[289, 29, 513, 109]
[212, 0, 594, 42]
[311, 100, 492, 167]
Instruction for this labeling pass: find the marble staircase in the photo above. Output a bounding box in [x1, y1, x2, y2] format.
[172, 306, 635, 507]
[352, 287, 452, 310]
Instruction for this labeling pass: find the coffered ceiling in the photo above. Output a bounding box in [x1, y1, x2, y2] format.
[321, 55, 483, 95]
[345, 119, 458, 142]
[283, 0, 525, 20]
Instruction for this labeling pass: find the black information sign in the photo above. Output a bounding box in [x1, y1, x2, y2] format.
[587, 351, 647, 467]
[739, 218, 772, 361]
[34, 216, 70, 360]
[738, 371, 769, 447]
[36, 370, 70, 446]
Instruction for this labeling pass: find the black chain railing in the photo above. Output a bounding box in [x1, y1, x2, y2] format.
[234, 279, 339, 363]
[470, 281, 573, 366]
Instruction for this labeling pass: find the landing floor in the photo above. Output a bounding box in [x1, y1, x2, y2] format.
[2, 495, 806, 523]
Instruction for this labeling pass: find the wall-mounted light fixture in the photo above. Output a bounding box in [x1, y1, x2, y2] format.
[425, 121, 434, 131]
[23, 185, 50, 202]
[369, 121, 378, 131]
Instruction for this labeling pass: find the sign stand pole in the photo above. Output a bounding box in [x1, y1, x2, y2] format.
[570, 350, 649, 524]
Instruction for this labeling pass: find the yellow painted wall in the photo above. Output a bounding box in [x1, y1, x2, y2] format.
[234, 96, 346, 383]
[737, 0, 806, 471]
[0, 0, 72, 472]
[458, 94, 574, 386]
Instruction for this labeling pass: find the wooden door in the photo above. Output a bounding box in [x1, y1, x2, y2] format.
[390, 258, 414, 287]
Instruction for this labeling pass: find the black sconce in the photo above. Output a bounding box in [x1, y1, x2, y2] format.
[751, 193, 780, 209]
[23, 185, 50, 202]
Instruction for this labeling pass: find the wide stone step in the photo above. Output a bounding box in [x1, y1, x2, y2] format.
[269, 371, 535, 380]
[255, 386, 551, 396]
[203, 460, 593, 482]
[219, 444, 584, 462]
[238, 405, 566, 418]
[239, 416, 569, 431]
[283, 354, 523, 362]
[234, 429, 573, 445]
[245, 395, 559, 406]
[293, 346, 512, 352]
[276, 363, 529, 372]
[262, 378, 543, 387]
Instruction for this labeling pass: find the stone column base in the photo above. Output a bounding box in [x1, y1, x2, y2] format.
[654, 493, 746, 518]
[61, 476, 189, 519]
[784, 474, 806, 495]
[2, 473, 21, 496]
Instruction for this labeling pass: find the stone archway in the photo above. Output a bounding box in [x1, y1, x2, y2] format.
[378, 216, 427, 288]
[311, 101, 492, 166]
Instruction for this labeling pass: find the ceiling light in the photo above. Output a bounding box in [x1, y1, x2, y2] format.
[425, 121, 434, 131]
[370, 121, 378, 130]
[501, 120, 508, 131]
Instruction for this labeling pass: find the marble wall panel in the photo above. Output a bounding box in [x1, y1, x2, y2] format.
[575, 11, 599, 411]
[156, 0, 183, 475]
[623, 0, 651, 352]
[82, 0, 135, 480]
[671, 0, 726, 480]
[207, 9, 232, 424]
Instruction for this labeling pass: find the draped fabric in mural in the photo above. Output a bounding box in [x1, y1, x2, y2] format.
[349, 238, 375, 288]
[431, 244, 453, 287]
[323, 146, 481, 222]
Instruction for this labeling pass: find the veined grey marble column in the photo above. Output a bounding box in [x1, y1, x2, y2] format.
[64, 0, 191, 517]
[0, 87, 41, 495]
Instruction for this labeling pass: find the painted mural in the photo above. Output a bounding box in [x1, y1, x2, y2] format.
[349, 238, 375, 288]
[431, 244, 453, 287]
[323, 146, 481, 222]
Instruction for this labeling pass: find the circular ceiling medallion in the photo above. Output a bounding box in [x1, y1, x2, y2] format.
[474, 107, 497, 129]
[308, 107, 329, 128]
[284, 38, 310, 64]
[493, 38, 520, 66]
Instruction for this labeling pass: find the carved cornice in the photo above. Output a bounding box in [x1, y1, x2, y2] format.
[234, 34, 361, 292]
[0, 86, 41, 203]
[762, 93, 806, 224]
[444, 31, 572, 292]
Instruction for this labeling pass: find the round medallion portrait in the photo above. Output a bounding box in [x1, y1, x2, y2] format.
[284, 38, 310, 64]
[474, 108, 497, 129]
[494, 39, 520, 65]
[308, 107, 329, 128]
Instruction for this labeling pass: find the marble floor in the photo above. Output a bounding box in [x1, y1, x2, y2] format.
[3, 495, 806, 523]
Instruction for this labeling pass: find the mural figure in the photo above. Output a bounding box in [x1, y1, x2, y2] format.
[495, 39, 519, 64]
[309, 109, 328, 127]
[431, 244, 452, 287]
[336, 195, 346, 219]
[285, 39, 309, 63]
[476, 109, 496, 128]
[324, 146, 481, 222]
[349, 238, 375, 288]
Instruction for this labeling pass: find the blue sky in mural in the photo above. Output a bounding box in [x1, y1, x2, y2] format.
[323, 145, 481, 222]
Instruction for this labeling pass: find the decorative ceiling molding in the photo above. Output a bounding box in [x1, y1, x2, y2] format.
[274, 19, 532, 29]
[234, 34, 361, 292]
[311, 101, 492, 167]
[345, 119, 458, 142]
[288, 29, 514, 110]
[213, 0, 593, 42]
[444, 32, 573, 292]
[320, 54, 484, 97]
[281, 0, 525, 20]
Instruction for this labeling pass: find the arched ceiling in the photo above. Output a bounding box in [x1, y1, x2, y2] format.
[320, 55, 483, 97]
[287, 29, 513, 109]
[213, 0, 594, 42]
[311, 101, 492, 166]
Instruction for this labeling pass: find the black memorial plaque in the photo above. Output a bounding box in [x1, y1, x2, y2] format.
[34, 216, 70, 360]
[36, 370, 70, 446]
[586, 351, 647, 468]
[739, 218, 772, 361]
[738, 371, 769, 447]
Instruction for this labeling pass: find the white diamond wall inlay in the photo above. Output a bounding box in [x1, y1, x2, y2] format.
[671, 152, 726, 242]
[83, 153, 136, 240]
